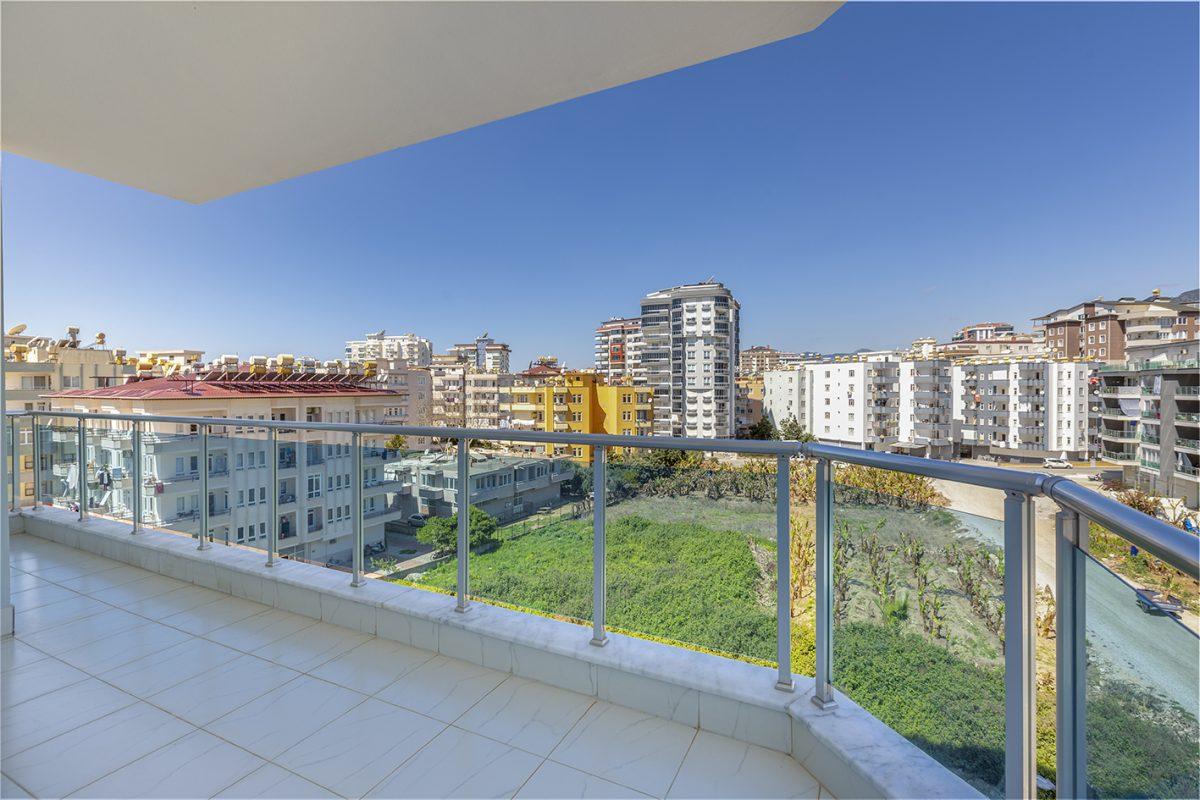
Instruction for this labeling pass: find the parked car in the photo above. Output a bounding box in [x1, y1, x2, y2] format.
[406, 513, 427, 528]
[1043, 457, 1071, 470]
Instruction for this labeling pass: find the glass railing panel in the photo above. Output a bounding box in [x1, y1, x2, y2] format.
[204, 426, 272, 553]
[604, 445, 778, 665]
[1081, 548, 1198, 799]
[356, 432, 413, 578]
[373, 438, 459, 598]
[81, 418, 134, 523]
[396, 439, 589, 616]
[37, 417, 82, 511]
[830, 468, 1009, 797]
[139, 425, 205, 541]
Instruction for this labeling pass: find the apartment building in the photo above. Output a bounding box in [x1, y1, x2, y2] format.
[735, 375, 765, 436]
[761, 369, 807, 432]
[1098, 339, 1199, 508]
[896, 359, 955, 460]
[44, 370, 404, 564]
[738, 345, 820, 376]
[953, 359, 1095, 461]
[4, 328, 141, 412]
[594, 317, 642, 381]
[805, 354, 900, 450]
[447, 333, 511, 374]
[384, 450, 571, 522]
[637, 281, 739, 438]
[504, 370, 652, 462]
[428, 355, 512, 429]
[345, 331, 433, 366]
[952, 322, 1015, 342]
[367, 358, 433, 449]
[1034, 288, 1198, 363]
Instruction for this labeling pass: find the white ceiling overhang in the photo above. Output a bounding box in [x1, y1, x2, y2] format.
[1, 1, 841, 203]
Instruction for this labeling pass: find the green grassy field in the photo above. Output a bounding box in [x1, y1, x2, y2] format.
[398, 501, 1197, 799]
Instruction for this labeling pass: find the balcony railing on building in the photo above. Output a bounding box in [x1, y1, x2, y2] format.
[5, 409, 1198, 800]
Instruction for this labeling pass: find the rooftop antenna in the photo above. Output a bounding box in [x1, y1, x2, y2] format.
[6, 323, 27, 336]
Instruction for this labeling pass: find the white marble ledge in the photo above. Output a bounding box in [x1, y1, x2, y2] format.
[15, 508, 982, 800]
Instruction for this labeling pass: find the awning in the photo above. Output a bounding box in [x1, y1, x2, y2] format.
[1, 1, 840, 203]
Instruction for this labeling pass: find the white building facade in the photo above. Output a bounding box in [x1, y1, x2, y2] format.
[805, 355, 900, 450]
[953, 359, 1095, 461]
[345, 331, 433, 366]
[594, 317, 642, 381]
[762, 369, 808, 431]
[637, 281, 739, 438]
[45, 374, 406, 565]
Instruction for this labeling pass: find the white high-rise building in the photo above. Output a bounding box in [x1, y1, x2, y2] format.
[345, 331, 432, 366]
[594, 317, 642, 381]
[762, 369, 808, 432]
[637, 281, 739, 438]
[897, 359, 954, 459]
[952, 359, 1095, 460]
[804, 353, 901, 450]
[447, 334, 511, 374]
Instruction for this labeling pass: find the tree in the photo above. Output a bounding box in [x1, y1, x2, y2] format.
[744, 417, 778, 440]
[384, 433, 407, 451]
[779, 417, 812, 442]
[417, 505, 498, 554]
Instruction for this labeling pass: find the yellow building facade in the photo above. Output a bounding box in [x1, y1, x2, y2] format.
[506, 371, 652, 462]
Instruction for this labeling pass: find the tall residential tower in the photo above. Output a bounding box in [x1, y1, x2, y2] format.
[637, 281, 739, 438]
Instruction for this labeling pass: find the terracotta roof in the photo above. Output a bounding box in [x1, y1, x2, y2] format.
[519, 364, 564, 377]
[46, 374, 396, 400]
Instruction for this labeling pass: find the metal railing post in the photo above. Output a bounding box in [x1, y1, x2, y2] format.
[198, 424, 210, 550]
[455, 436, 470, 612]
[31, 414, 41, 511]
[77, 419, 87, 521]
[266, 427, 277, 566]
[1003, 490, 1036, 800]
[10, 415, 19, 512]
[590, 446, 608, 647]
[351, 432, 364, 587]
[1055, 509, 1087, 799]
[812, 457, 835, 706]
[131, 422, 141, 532]
[776, 453, 794, 691]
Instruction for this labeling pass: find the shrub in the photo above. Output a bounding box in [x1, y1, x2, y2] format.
[416, 505, 498, 554]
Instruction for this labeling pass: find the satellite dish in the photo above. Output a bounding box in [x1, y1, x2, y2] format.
[6, 323, 27, 336]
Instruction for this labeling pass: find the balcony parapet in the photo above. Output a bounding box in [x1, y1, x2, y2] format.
[14, 506, 980, 800]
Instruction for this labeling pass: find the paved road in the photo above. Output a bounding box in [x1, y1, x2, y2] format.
[933, 474, 1198, 711]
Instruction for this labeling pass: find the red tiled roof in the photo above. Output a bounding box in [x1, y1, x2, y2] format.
[520, 364, 563, 377]
[46, 374, 396, 400]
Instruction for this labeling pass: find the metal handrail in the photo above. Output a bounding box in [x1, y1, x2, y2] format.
[9, 407, 1199, 799]
[10, 408, 1195, 578]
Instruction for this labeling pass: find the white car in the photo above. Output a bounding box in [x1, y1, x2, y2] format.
[1042, 457, 1071, 470]
[406, 514, 427, 528]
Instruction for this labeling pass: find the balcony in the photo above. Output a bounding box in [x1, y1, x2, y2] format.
[1100, 427, 1138, 442]
[1177, 463, 1200, 481]
[5, 409, 1199, 800]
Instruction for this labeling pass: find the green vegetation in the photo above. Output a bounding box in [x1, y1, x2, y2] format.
[397, 455, 1197, 799]
[743, 417, 778, 440]
[414, 515, 776, 659]
[416, 505, 498, 554]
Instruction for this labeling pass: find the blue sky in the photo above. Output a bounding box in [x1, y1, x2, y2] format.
[3, 2, 1197, 369]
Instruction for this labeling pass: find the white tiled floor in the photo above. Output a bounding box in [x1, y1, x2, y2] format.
[2, 534, 827, 799]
